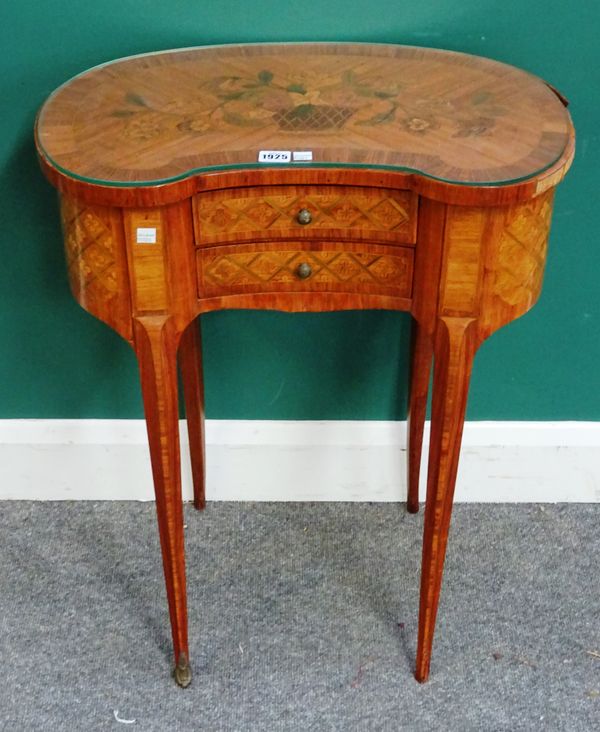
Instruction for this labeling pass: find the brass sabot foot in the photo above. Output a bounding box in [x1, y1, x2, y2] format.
[173, 652, 192, 688]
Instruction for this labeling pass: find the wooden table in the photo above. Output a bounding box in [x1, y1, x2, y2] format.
[35, 42, 574, 687]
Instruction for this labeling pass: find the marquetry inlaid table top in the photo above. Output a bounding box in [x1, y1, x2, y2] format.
[36, 43, 573, 189]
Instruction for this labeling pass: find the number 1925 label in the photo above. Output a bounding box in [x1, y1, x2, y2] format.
[258, 150, 291, 163]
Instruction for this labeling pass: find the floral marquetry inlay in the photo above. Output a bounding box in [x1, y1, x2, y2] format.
[36, 43, 572, 186]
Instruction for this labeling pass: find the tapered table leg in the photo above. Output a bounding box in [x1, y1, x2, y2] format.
[134, 316, 191, 688]
[179, 318, 206, 511]
[415, 317, 478, 683]
[406, 319, 433, 513]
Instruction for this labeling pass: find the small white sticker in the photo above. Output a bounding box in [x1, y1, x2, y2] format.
[293, 151, 313, 161]
[136, 227, 157, 244]
[258, 150, 291, 163]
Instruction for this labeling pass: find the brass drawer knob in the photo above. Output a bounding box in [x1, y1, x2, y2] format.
[296, 262, 312, 279]
[296, 208, 312, 225]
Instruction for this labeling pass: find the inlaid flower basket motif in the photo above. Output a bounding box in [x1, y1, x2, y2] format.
[113, 67, 507, 141]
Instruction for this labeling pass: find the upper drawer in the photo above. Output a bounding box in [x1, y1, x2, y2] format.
[193, 186, 418, 246]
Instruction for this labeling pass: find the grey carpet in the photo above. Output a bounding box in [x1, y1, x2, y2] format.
[0, 502, 598, 731]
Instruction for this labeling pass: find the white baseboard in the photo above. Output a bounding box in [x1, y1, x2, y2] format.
[0, 420, 598, 502]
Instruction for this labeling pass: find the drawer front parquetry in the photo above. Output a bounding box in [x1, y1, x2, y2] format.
[197, 243, 414, 298]
[193, 186, 418, 246]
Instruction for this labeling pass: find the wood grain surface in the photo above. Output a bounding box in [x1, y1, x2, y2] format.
[196, 242, 414, 298]
[36, 43, 573, 193]
[193, 185, 417, 245]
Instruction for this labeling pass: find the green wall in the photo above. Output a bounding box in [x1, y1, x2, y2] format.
[1, 1, 597, 420]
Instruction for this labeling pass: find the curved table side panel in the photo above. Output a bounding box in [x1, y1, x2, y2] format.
[478, 188, 556, 341]
[60, 194, 133, 343]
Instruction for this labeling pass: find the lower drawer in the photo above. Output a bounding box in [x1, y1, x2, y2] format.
[197, 242, 413, 299]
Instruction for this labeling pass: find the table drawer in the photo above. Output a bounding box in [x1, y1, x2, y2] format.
[197, 242, 414, 299]
[193, 186, 418, 246]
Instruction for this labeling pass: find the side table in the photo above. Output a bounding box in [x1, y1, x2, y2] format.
[35, 42, 574, 686]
